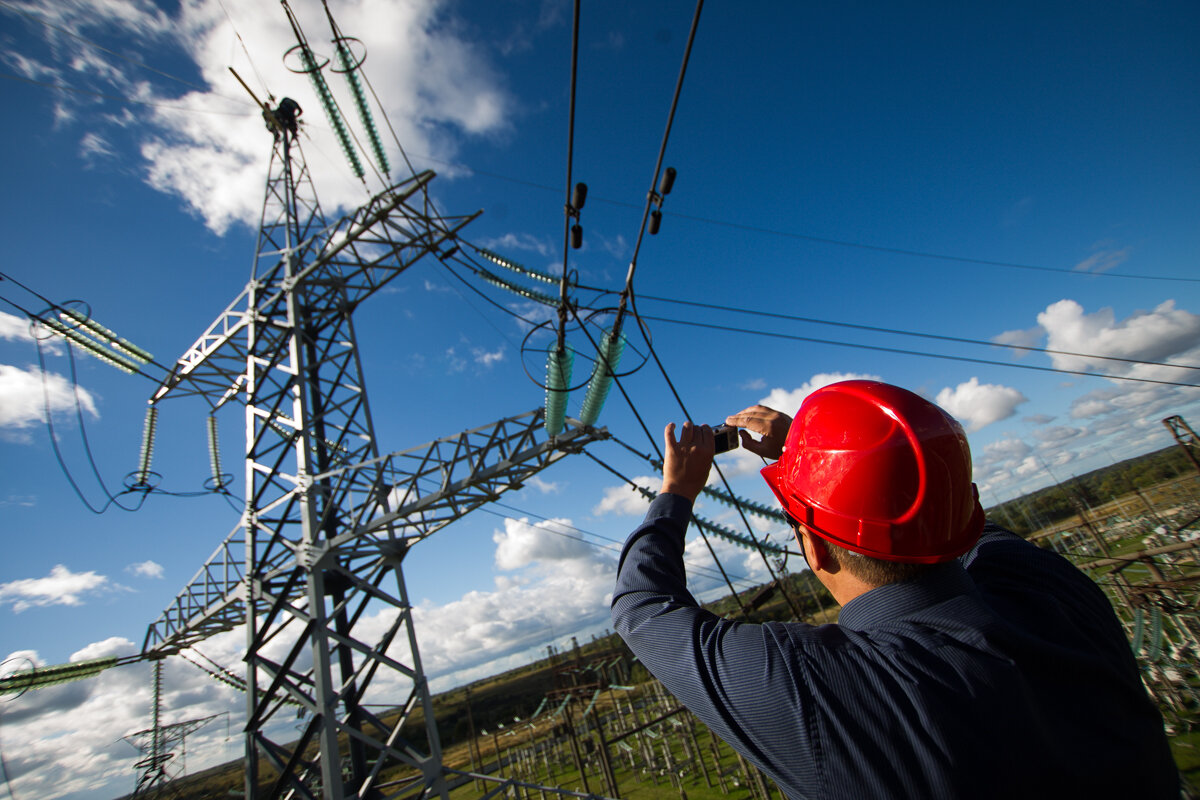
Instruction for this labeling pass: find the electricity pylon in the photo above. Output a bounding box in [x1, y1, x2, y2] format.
[142, 118, 607, 799]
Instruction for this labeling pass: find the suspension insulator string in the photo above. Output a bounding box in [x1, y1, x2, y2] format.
[136, 406, 159, 488]
[207, 414, 224, 489]
[579, 328, 626, 427]
[544, 346, 575, 436]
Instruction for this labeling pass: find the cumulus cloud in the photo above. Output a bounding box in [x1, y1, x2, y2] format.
[935, 378, 1027, 433]
[0, 311, 37, 342]
[493, 517, 594, 571]
[592, 476, 656, 516]
[0, 363, 99, 432]
[992, 324, 1043, 356]
[992, 299, 1200, 383]
[125, 560, 164, 579]
[0, 565, 110, 612]
[758, 371, 881, 417]
[1, 638, 245, 800]
[1040, 299, 1200, 379]
[522, 476, 560, 494]
[18, 0, 513, 234]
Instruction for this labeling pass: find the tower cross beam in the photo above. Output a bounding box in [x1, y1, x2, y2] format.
[150, 171, 477, 406]
[143, 412, 606, 657]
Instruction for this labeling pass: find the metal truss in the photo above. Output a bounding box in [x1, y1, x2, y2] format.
[143, 130, 608, 799]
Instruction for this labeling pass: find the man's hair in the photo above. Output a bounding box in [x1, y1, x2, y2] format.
[822, 538, 931, 586]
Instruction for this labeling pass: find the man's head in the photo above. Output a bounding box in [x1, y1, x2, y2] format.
[763, 380, 984, 566]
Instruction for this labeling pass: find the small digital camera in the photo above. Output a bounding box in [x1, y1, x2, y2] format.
[712, 423, 739, 453]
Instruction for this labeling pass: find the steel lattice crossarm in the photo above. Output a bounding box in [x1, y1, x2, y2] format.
[150, 170, 479, 407]
[142, 410, 606, 656]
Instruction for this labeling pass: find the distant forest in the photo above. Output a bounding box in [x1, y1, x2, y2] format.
[984, 443, 1198, 536]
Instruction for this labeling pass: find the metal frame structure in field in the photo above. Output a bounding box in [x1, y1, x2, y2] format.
[141, 126, 608, 799]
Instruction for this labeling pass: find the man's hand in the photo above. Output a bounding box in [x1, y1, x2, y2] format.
[661, 422, 714, 502]
[725, 405, 793, 460]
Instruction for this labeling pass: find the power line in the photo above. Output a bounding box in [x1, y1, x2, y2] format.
[635, 313, 1200, 389]
[408, 157, 1197, 286]
[634, 293, 1200, 373]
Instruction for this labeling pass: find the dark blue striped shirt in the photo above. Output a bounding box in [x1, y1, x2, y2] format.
[612, 493, 1178, 799]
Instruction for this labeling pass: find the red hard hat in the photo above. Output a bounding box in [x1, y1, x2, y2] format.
[760, 380, 984, 563]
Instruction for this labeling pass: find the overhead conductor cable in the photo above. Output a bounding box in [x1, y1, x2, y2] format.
[546, 0, 583, 435]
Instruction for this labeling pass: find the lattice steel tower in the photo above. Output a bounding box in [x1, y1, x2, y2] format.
[141, 111, 605, 799]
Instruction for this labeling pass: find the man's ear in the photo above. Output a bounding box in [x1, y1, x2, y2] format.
[800, 527, 836, 574]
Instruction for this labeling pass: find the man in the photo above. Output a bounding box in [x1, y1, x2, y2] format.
[611, 380, 1179, 799]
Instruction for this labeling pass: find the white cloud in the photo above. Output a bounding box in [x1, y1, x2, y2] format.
[522, 476, 560, 494]
[992, 324, 1043, 356]
[1037, 299, 1200, 380]
[480, 232, 554, 257]
[1, 638, 245, 800]
[493, 516, 595, 571]
[23, 0, 513, 234]
[935, 377, 1027, 433]
[757, 371, 881, 416]
[0, 311, 36, 342]
[1073, 244, 1131, 275]
[0, 363, 99, 431]
[79, 131, 116, 161]
[592, 476, 656, 516]
[125, 560, 164, 579]
[472, 346, 505, 367]
[0, 565, 110, 612]
[1032, 425, 1088, 448]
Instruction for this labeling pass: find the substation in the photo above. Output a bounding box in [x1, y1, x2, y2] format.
[1, 2, 1198, 799]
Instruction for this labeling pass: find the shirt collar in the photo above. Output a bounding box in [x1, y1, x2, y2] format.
[837, 561, 976, 632]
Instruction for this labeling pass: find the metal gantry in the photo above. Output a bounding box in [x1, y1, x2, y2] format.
[142, 123, 608, 799]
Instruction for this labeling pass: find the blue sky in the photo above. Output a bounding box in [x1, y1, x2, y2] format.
[1, 1, 1198, 797]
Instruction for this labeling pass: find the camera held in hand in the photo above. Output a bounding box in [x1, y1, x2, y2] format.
[712, 423, 739, 453]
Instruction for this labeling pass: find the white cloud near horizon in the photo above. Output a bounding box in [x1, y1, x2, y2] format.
[936, 378, 1027, 433]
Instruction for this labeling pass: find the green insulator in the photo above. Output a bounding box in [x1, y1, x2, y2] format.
[699, 485, 789, 523]
[544, 346, 574, 436]
[579, 328, 626, 427]
[59, 309, 152, 363]
[302, 47, 363, 179]
[479, 269, 558, 305]
[477, 248, 559, 285]
[336, 42, 389, 176]
[1130, 608, 1145, 654]
[137, 406, 159, 485]
[43, 318, 138, 373]
[1148, 607, 1163, 662]
[207, 414, 222, 485]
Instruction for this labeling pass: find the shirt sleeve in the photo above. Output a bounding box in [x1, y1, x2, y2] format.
[611, 493, 821, 790]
